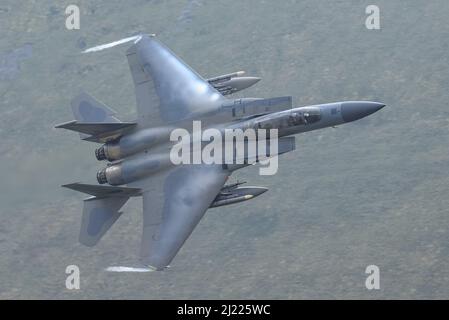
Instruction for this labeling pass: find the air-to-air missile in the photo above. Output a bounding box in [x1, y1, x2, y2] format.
[207, 71, 261, 95]
[210, 181, 268, 208]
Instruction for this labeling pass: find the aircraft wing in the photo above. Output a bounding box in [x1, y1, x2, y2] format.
[128, 164, 228, 270]
[126, 35, 225, 128]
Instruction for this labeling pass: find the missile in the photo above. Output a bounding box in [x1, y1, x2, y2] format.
[210, 186, 268, 208]
[207, 71, 245, 83]
[207, 71, 261, 95]
[212, 77, 261, 95]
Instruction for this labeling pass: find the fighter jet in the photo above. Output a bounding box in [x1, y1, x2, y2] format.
[56, 34, 385, 270]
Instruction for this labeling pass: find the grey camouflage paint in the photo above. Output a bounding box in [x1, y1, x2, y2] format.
[57, 35, 385, 270]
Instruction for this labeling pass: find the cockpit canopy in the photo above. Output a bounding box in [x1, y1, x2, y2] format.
[289, 107, 321, 126]
[253, 106, 322, 130]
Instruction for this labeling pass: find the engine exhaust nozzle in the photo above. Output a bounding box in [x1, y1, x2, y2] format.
[96, 168, 108, 184]
[95, 146, 107, 161]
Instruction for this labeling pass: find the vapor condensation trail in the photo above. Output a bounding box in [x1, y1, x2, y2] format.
[105, 266, 154, 272]
[82, 35, 145, 53]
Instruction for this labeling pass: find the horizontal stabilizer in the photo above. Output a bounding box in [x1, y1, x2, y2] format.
[55, 92, 136, 142]
[62, 183, 141, 198]
[63, 183, 141, 246]
[55, 121, 136, 142]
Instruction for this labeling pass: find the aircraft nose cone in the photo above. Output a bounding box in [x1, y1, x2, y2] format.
[341, 101, 385, 123]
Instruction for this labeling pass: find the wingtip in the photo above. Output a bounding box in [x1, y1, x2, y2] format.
[61, 182, 81, 189]
[54, 120, 76, 129]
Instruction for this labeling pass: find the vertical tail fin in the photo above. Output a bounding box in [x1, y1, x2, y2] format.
[71, 92, 120, 123]
[62, 183, 140, 246]
[79, 196, 129, 246]
[70, 92, 121, 139]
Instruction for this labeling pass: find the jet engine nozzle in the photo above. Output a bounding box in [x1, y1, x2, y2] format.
[94, 127, 174, 161]
[95, 146, 107, 161]
[96, 168, 108, 184]
[96, 165, 125, 185]
[96, 153, 171, 186]
[95, 142, 121, 161]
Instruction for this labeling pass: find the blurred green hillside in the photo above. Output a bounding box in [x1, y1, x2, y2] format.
[1, 0, 449, 299]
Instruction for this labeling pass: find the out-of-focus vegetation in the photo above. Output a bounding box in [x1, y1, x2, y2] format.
[1, 0, 449, 298]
